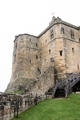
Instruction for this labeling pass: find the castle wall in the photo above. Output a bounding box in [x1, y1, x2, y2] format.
[39, 23, 66, 80]
[38, 22, 80, 80]
[11, 35, 39, 82]
[62, 25, 80, 74]
[38, 25, 56, 74]
[6, 17, 80, 92]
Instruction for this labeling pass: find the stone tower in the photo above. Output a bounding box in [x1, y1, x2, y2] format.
[6, 16, 80, 95]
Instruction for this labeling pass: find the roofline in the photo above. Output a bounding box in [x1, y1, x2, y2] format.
[38, 21, 80, 37]
[14, 33, 38, 42]
[14, 18, 80, 41]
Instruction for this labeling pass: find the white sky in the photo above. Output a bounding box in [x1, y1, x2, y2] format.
[0, 0, 80, 92]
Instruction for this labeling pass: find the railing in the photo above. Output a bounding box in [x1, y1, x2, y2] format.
[52, 80, 58, 98]
[52, 73, 80, 98]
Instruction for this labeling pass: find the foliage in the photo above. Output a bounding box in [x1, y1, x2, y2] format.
[6, 90, 23, 94]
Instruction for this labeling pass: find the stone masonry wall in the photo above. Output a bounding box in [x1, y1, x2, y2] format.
[11, 35, 39, 82]
[0, 93, 52, 120]
[6, 16, 80, 93]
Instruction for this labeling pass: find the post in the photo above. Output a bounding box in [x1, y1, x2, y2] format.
[16, 98, 19, 118]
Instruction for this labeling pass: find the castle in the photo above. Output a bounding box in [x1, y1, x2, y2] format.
[6, 16, 80, 96]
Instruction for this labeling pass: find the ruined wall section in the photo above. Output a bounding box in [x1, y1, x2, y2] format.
[11, 34, 39, 83]
[31, 67, 54, 96]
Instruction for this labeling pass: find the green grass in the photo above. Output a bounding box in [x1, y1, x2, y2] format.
[14, 90, 23, 94]
[6, 90, 23, 94]
[12, 94, 80, 120]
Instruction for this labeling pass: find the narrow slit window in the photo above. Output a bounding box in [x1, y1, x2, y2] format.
[36, 55, 38, 59]
[72, 48, 74, 53]
[70, 30, 74, 39]
[49, 49, 51, 54]
[30, 39, 31, 42]
[79, 38, 80, 42]
[30, 60, 31, 63]
[59, 50, 63, 56]
[77, 65, 79, 69]
[50, 29, 54, 39]
[37, 68, 41, 74]
[61, 27, 65, 34]
[36, 44, 38, 47]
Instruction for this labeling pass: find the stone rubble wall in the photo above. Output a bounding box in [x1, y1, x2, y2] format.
[0, 93, 52, 120]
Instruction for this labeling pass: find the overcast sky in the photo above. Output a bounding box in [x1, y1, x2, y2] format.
[0, 0, 80, 92]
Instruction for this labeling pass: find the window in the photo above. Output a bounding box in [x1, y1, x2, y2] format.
[72, 48, 74, 53]
[40, 54, 41, 59]
[36, 44, 38, 47]
[70, 30, 74, 39]
[59, 50, 63, 56]
[30, 60, 31, 63]
[37, 68, 41, 74]
[36, 55, 38, 59]
[50, 29, 54, 39]
[49, 49, 51, 54]
[79, 38, 80, 42]
[50, 58, 54, 62]
[77, 65, 79, 69]
[61, 27, 64, 34]
[30, 39, 31, 42]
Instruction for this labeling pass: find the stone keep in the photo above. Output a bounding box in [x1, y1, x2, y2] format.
[6, 16, 80, 94]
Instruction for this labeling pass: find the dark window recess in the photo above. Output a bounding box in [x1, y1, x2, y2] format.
[50, 58, 54, 62]
[72, 48, 74, 53]
[49, 49, 51, 54]
[30, 60, 31, 63]
[61, 27, 65, 34]
[36, 55, 38, 59]
[79, 38, 80, 42]
[36, 44, 38, 47]
[40, 54, 41, 59]
[50, 29, 54, 39]
[30, 39, 31, 42]
[77, 65, 79, 69]
[37, 68, 41, 74]
[59, 50, 63, 56]
[70, 30, 74, 39]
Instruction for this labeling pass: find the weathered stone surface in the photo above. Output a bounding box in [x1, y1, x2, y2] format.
[6, 16, 80, 93]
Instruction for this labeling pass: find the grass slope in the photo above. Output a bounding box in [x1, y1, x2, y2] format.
[6, 90, 23, 94]
[12, 94, 80, 120]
